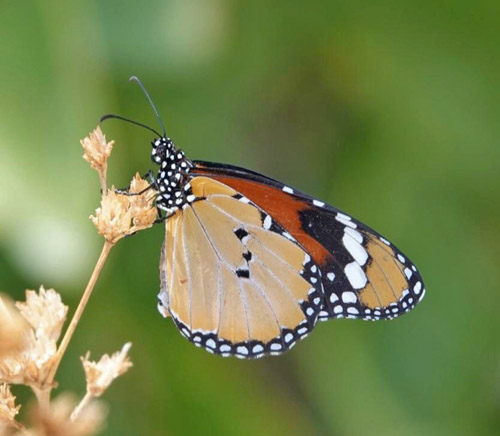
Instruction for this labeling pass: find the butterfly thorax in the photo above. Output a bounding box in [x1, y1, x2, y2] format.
[151, 137, 194, 213]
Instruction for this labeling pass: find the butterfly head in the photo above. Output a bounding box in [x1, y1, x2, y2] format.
[151, 136, 194, 213]
[151, 136, 175, 164]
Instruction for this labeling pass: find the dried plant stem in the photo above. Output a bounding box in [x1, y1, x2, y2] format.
[71, 391, 92, 422]
[98, 165, 107, 193]
[47, 241, 114, 386]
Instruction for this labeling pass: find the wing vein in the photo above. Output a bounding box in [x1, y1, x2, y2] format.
[181, 210, 193, 332]
[168, 216, 181, 317]
[189, 203, 250, 342]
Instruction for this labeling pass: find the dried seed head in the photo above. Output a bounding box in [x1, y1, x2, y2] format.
[0, 287, 67, 387]
[31, 393, 107, 436]
[90, 174, 157, 244]
[128, 174, 158, 228]
[81, 343, 133, 398]
[16, 287, 67, 343]
[81, 126, 115, 191]
[81, 126, 114, 170]
[0, 384, 21, 425]
[0, 295, 28, 359]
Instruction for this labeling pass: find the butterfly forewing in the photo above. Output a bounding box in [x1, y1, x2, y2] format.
[158, 177, 323, 358]
[191, 161, 425, 322]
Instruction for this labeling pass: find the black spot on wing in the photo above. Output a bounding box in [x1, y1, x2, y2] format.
[234, 228, 248, 240]
[235, 268, 250, 278]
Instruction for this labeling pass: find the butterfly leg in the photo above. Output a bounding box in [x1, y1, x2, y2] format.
[115, 171, 158, 196]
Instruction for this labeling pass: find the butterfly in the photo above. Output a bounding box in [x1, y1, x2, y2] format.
[102, 77, 425, 359]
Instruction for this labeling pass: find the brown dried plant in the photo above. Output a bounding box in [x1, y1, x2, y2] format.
[0, 127, 157, 435]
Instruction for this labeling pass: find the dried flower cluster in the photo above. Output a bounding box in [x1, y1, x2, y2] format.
[0, 288, 132, 435]
[81, 126, 158, 244]
[80, 126, 114, 191]
[0, 287, 66, 388]
[0, 296, 27, 359]
[0, 126, 147, 435]
[90, 174, 157, 244]
[81, 343, 133, 398]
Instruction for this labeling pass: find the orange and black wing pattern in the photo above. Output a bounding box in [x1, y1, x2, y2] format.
[192, 161, 425, 323]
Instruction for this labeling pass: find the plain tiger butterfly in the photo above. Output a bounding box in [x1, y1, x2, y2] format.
[102, 77, 425, 359]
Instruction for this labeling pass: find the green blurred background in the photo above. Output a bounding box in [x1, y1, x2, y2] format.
[1, 1, 499, 435]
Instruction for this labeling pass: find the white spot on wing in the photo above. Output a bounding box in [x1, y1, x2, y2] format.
[282, 186, 294, 194]
[252, 344, 264, 353]
[342, 291, 357, 304]
[206, 339, 216, 349]
[336, 213, 357, 229]
[236, 346, 248, 355]
[343, 233, 368, 266]
[344, 262, 368, 289]
[263, 215, 272, 230]
[327, 272, 335, 281]
[313, 199, 325, 207]
[404, 267, 413, 280]
[344, 227, 363, 244]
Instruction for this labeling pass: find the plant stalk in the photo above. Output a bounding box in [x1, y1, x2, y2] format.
[46, 240, 114, 385]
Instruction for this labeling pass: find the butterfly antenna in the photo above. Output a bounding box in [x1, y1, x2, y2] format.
[99, 113, 162, 137]
[129, 76, 167, 137]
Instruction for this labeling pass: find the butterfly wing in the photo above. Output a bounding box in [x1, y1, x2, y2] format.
[191, 161, 425, 321]
[157, 176, 324, 358]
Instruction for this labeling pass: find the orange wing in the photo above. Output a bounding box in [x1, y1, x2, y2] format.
[192, 162, 425, 322]
[157, 177, 323, 358]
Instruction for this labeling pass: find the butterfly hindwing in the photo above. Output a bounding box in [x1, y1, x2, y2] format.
[157, 176, 323, 358]
[191, 161, 425, 322]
